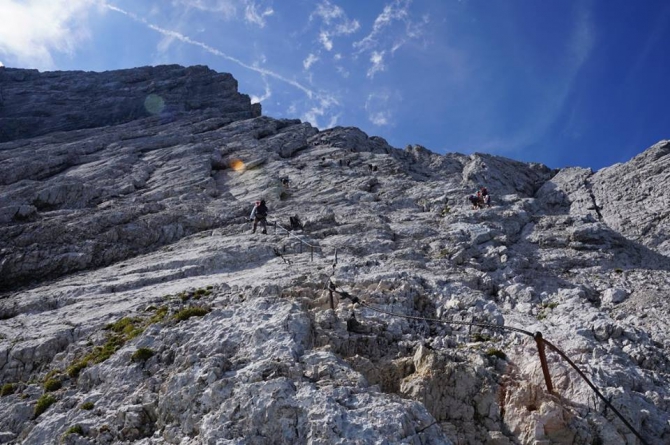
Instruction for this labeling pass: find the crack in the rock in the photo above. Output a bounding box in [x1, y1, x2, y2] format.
[584, 175, 603, 221]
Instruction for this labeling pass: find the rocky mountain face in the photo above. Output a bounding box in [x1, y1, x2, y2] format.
[0, 65, 261, 143]
[0, 65, 668, 445]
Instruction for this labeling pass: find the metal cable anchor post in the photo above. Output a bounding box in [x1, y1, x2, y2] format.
[327, 280, 335, 310]
[534, 331, 554, 394]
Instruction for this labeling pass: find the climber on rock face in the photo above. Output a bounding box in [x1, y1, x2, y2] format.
[249, 199, 268, 234]
[480, 186, 491, 206]
[468, 188, 491, 209]
[468, 194, 481, 209]
[289, 215, 303, 231]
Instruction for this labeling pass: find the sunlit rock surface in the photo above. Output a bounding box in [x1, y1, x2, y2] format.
[0, 65, 669, 444]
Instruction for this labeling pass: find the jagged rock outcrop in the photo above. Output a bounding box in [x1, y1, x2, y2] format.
[0, 65, 261, 143]
[591, 140, 670, 255]
[0, 66, 669, 445]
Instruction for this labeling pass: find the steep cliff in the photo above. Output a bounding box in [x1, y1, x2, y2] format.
[0, 65, 261, 143]
[0, 66, 668, 445]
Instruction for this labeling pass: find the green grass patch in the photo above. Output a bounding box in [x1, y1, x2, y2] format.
[80, 401, 95, 410]
[434, 249, 450, 259]
[536, 302, 558, 321]
[64, 424, 84, 436]
[86, 334, 126, 364]
[131, 347, 155, 363]
[43, 378, 62, 392]
[34, 394, 57, 418]
[486, 348, 507, 360]
[66, 305, 172, 379]
[105, 317, 144, 339]
[63, 296, 182, 379]
[472, 333, 492, 342]
[148, 306, 169, 325]
[44, 369, 59, 379]
[174, 306, 210, 322]
[0, 383, 16, 397]
[67, 360, 89, 379]
[193, 288, 212, 299]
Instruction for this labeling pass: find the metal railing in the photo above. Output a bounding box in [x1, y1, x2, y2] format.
[327, 280, 650, 445]
[263, 217, 649, 443]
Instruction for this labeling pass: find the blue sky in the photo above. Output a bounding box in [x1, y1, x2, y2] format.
[1, 0, 669, 170]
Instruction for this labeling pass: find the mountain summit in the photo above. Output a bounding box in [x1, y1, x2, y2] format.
[0, 65, 668, 444]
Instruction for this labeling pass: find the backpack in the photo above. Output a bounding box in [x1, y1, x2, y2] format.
[256, 204, 268, 218]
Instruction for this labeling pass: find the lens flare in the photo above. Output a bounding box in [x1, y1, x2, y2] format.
[144, 94, 165, 115]
[229, 159, 245, 172]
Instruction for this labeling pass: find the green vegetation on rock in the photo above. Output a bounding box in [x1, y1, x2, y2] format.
[486, 348, 507, 360]
[80, 401, 95, 410]
[472, 333, 492, 342]
[105, 317, 144, 339]
[148, 306, 169, 324]
[34, 394, 57, 418]
[174, 306, 210, 322]
[67, 360, 89, 379]
[131, 347, 155, 362]
[43, 378, 62, 392]
[64, 424, 84, 436]
[0, 383, 16, 397]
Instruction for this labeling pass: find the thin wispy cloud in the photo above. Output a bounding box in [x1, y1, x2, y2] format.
[311, 0, 356, 27]
[173, 0, 273, 27]
[105, 2, 341, 129]
[244, 2, 274, 28]
[365, 90, 398, 126]
[250, 75, 271, 103]
[0, 0, 93, 70]
[367, 51, 386, 78]
[172, 0, 237, 17]
[303, 96, 340, 129]
[303, 53, 319, 70]
[104, 3, 315, 98]
[353, 0, 428, 79]
[319, 32, 334, 51]
[310, 0, 360, 51]
[355, 0, 410, 52]
[336, 65, 349, 78]
[625, 4, 670, 84]
[478, 4, 595, 154]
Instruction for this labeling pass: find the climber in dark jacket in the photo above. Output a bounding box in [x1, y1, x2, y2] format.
[249, 200, 268, 234]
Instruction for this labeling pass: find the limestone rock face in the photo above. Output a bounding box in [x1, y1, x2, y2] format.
[0, 65, 260, 143]
[0, 66, 669, 445]
[591, 140, 670, 255]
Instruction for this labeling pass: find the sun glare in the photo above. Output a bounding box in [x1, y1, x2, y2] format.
[229, 159, 245, 172]
[144, 94, 165, 115]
